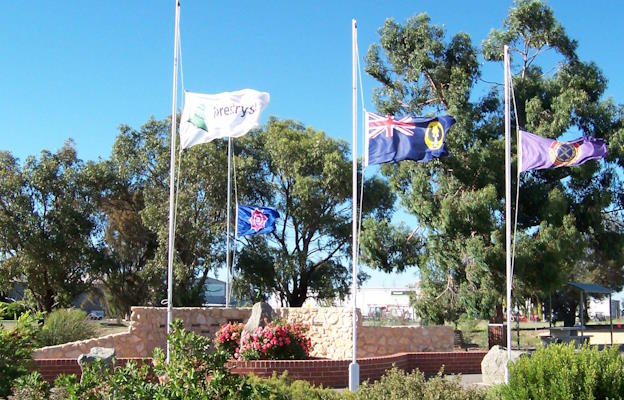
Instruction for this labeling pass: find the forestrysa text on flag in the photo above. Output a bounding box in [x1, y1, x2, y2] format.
[364, 112, 455, 166]
[179, 89, 270, 149]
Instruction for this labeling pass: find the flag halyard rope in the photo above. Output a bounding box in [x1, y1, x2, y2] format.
[508, 59, 521, 280]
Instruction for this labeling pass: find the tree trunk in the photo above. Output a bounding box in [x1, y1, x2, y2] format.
[287, 290, 307, 307]
[490, 303, 504, 323]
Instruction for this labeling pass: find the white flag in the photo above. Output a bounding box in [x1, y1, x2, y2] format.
[179, 89, 270, 149]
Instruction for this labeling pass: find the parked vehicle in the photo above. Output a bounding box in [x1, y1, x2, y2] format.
[88, 310, 104, 320]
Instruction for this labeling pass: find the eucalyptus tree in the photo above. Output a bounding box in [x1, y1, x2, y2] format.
[232, 118, 397, 307]
[364, 0, 624, 324]
[105, 117, 268, 307]
[0, 142, 103, 312]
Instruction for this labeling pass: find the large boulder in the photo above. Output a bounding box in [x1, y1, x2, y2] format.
[481, 345, 524, 385]
[244, 302, 275, 333]
[77, 347, 116, 376]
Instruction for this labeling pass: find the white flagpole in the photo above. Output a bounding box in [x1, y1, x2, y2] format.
[349, 18, 360, 393]
[225, 137, 232, 308]
[504, 44, 512, 383]
[166, 0, 181, 363]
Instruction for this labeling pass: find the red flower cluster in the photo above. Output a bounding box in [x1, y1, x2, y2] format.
[231, 321, 312, 361]
[214, 322, 244, 357]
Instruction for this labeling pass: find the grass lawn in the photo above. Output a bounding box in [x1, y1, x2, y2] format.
[1, 319, 128, 338]
[459, 320, 556, 349]
[459, 318, 624, 349]
[96, 320, 129, 336]
[0, 320, 16, 332]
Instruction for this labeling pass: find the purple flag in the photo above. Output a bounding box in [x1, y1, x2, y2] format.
[519, 130, 607, 173]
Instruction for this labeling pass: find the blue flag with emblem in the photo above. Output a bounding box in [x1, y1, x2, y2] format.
[364, 112, 455, 166]
[236, 205, 280, 236]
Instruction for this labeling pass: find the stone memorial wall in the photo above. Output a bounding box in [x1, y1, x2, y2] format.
[33, 306, 453, 360]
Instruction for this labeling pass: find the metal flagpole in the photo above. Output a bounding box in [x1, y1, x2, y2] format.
[504, 44, 512, 383]
[225, 137, 232, 308]
[166, 0, 181, 363]
[349, 18, 360, 393]
[609, 292, 614, 345]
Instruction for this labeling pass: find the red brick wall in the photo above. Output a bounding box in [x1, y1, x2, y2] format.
[33, 358, 151, 384]
[34, 359, 82, 383]
[33, 352, 486, 388]
[410, 351, 487, 375]
[227, 351, 487, 387]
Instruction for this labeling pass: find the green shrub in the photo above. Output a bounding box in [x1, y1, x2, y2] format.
[347, 367, 486, 400]
[0, 300, 28, 320]
[49, 374, 80, 400]
[502, 343, 624, 399]
[151, 319, 255, 399]
[11, 371, 50, 400]
[9, 320, 258, 399]
[38, 308, 97, 346]
[247, 372, 342, 400]
[0, 312, 41, 398]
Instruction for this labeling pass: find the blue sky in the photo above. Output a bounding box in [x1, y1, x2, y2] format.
[1, 1, 623, 291]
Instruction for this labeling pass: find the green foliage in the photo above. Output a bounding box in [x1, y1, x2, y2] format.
[0, 311, 41, 398]
[247, 372, 342, 400]
[151, 319, 255, 399]
[18, 320, 258, 399]
[50, 374, 81, 400]
[11, 371, 50, 400]
[7, 320, 497, 399]
[412, 265, 462, 325]
[233, 118, 395, 307]
[53, 367, 153, 400]
[366, 0, 624, 324]
[359, 218, 421, 273]
[90, 159, 159, 317]
[345, 367, 486, 400]
[502, 343, 624, 400]
[0, 142, 104, 312]
[102, 117, 265, 307]
[38, 308, 97, 347]
[0, 300, 28, 320]
[482, 0, 577, 63]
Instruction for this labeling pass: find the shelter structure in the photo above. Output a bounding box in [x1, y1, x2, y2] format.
[568, 282, 615, 344]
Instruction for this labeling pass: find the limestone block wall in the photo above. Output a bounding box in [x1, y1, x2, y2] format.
[275, 307, 354, 359]
[357, 325, 453, 357]
[34, 306, 451, 360]
[34, 307, 251, 359]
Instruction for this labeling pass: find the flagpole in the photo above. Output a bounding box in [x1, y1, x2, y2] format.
[349, 18, 360, 393]
[504, 44, 512, 383]
[225, 136, 232, 308]
[166, 0, 181, 363]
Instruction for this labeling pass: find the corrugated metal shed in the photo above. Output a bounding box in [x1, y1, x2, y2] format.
[568, 282, 612, 294]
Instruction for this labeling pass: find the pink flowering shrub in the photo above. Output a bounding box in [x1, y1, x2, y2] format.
[214, 322, 244, 357]
[234, 321, 312, 361]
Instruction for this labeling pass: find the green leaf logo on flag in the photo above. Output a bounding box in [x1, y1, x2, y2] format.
[189, 103, 208, 131]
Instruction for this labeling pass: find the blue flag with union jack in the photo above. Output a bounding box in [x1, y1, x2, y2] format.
[365, 112, 455, 166]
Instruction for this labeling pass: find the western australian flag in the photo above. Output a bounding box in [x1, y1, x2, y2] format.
[365, 112, 455, 166]
[237, 205, 280, 236]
